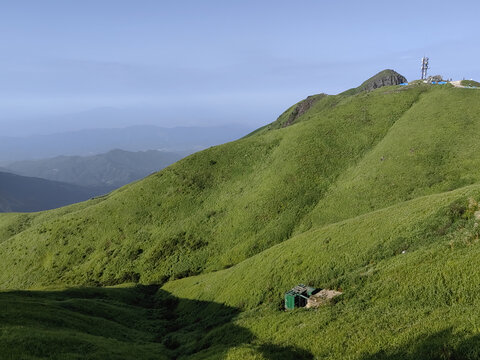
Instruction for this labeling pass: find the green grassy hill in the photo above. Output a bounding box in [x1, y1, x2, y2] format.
[2, 72, 480, 359]
[299, 86, 480, 229]
[0, 83, 428, 289]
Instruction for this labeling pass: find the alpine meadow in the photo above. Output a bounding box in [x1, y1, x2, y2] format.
[3, 71, 480, 359]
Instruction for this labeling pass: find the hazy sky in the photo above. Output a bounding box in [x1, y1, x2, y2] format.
[1, 0, 479, 135]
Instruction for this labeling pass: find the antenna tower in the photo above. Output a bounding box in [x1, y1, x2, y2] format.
[421, 56, 429, 80]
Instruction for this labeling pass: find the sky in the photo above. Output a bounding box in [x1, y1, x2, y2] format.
[0, 0, 479, 136]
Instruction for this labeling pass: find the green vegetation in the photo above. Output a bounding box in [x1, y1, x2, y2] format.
[0, 285, 168, 360]
[166, 184, 480, 358]
[2, 74, 480, 358]
[0, 84, 428, 289]
[265, 94, 327, 130]
[0, 285, 310, 359]
[460, 79, 480, 88]
[300, 86, 480, 229]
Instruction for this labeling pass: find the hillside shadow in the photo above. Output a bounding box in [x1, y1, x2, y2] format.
[0, 285, 313, 360]
[360, 328, 480, 360]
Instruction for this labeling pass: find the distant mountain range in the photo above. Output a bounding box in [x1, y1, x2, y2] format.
[0, 125, 249, 211]
[0, 124, 253, 163]
[0, 171, 108, 212]
[5, 149, 185, 188]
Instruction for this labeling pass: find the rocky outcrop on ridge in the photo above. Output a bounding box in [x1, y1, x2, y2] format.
[359, 69, 408, 91]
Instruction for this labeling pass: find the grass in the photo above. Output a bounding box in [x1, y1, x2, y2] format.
[4, 184, 480, 359]
[299, 86, 480, 229]
[0, 83, 428, 289]
[2, 78, 480, 358]
[0, 285, 168, 360]
[0, 285, 311, 359]
[164, 185, 480, 308]
[460, 79, 480, 88]
[164, 184, 480, 359]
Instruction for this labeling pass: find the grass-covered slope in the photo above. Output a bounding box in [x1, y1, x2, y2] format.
[0, 285, 311, 360]
[0, 84, 427, 289]
[4, 184, 480, 359]
[3, 80, 480, 359]
[300, 86, 480, 229]
[460, 79, 480, 87]
[163, 184, 480, 358]
[0, 285, 168, 360]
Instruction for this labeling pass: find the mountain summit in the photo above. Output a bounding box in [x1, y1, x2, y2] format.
[343, 69, 407, 95]
[359, 69, 407, 90]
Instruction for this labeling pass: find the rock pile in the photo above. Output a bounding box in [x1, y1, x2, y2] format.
[306, 289, 342, 308]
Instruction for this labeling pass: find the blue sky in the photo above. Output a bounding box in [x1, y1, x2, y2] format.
[1, 0, 479, 135]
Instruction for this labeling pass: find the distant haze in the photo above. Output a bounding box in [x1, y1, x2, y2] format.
[1, 1, 479, 137]
[0, 124, 253, 163]
[0, 107, 258, 137]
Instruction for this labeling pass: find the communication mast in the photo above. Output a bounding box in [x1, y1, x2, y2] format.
[421, 56, 429, 80]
